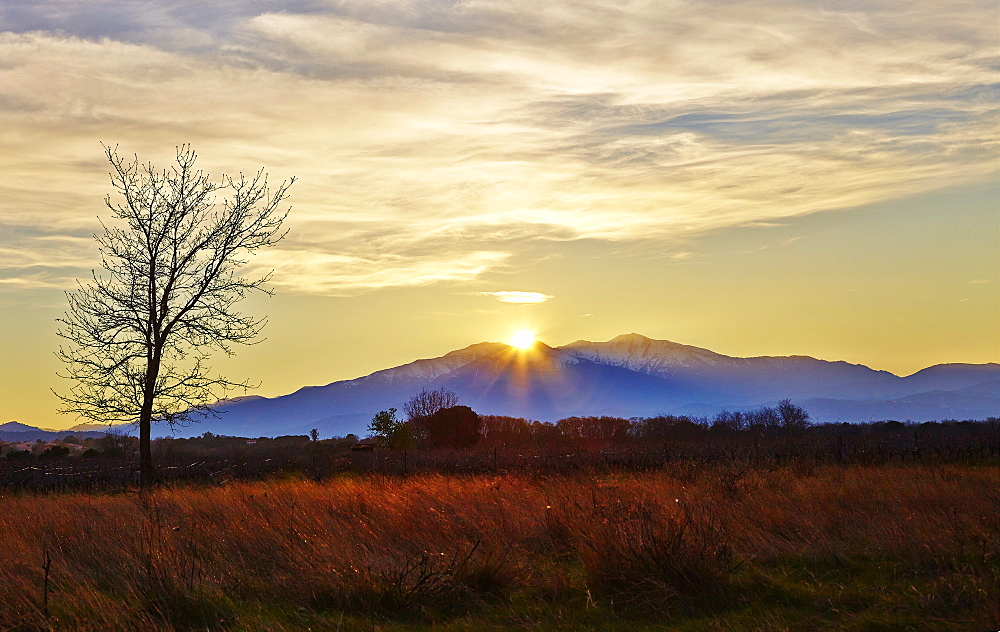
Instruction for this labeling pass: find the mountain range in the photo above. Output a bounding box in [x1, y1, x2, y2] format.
[0, 421, 109, 442]
[170, 334, 999, 438]
[6, 334, 996, 440]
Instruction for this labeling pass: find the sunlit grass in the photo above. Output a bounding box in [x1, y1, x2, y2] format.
[0, 464, 996, 630]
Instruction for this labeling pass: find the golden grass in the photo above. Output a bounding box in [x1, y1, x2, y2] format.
[0, 463, 997, 630]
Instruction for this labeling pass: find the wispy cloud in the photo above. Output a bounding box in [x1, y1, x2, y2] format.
[0, 0, 995, 294]
[481, 291, 553, 304]
[251, 249, 510, 295]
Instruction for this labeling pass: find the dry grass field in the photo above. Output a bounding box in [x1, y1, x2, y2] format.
[1, 463, 997, 631]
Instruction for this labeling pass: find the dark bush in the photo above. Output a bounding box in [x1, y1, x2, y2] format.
[39, 445, 72, 460]
[424, 406, 481, 449]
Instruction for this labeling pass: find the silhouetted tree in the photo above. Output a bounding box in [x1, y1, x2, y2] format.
[369, 408, 401, 439]
[634, 415, 703, 442]
[368, 408, 415, 449]
[746, 406, 781, 431]
[39, 445, 71, 460]
[557, 416, 630, 448]
[530, 421, 562, 448]
[403, 387, 460, 422]
[480, 415, 534, 448]
[56, 145, 293, 488]
[712, 410, 746, 432]
[777, 399, 810, 429]
[424, 405, 481, 449]
[98, 428, 138, 460]
[403, 387, 459, 444]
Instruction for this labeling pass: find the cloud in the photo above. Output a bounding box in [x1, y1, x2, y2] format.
[481, 291, 553, 304]
[251, 249, 510, 295]
[742, 222, 791, 228]
[0, 0, 995, 293]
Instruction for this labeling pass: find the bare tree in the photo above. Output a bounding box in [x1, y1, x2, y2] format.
[745, 406, 781, 431]
[403, 387, 460, 422]
[711, 409, 746, 432]
[56, 145, 293, 487]
[777, 399, 811, 429]
[402, 388, 459, 446]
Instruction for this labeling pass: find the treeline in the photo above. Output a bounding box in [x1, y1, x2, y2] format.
[369, 393, 993, 456]
[478, 412, 999, 451]
[348, 413, 999, 478]
[478, 399, 809, 451]
[2, 403, 997, 489]
[369, 393, 807, 449]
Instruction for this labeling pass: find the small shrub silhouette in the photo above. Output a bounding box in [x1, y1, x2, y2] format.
[424, 406, 481, 449]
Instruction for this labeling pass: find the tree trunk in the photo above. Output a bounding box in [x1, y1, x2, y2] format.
[138, 350, 161, 489]
[139, 408, 153, 489]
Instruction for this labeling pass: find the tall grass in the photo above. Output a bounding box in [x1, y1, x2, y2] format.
[0, 463, 997, 630]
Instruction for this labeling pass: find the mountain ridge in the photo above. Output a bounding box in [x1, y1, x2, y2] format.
[24, 335, 1000, 438]
[174, 335, 996, 438]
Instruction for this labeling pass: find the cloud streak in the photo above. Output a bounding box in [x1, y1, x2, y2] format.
[251, 249, 510, 295]
[481, 291, 553, 304]
[0, 0, 995, 293]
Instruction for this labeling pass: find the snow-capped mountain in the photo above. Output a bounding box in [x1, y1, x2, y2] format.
[563, 333, 735, 372]
[153, 334, 999, 438]
[562, 333, 899, 403]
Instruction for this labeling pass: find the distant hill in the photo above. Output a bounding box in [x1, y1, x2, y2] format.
[153, 334, 998, 438]
[0, 421, 112, 442]
[0, 422, 47, 434]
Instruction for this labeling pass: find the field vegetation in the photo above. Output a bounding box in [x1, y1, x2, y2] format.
[1, 461, 997, 631]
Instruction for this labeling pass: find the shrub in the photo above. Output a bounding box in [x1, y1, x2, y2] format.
[39, 445, 72, 460]
[424, 406, 481, 449]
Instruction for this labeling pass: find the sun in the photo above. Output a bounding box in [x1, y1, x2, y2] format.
[509, 329, 536, 349]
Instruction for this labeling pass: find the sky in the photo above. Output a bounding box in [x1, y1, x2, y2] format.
[0, 0, 997, 429]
